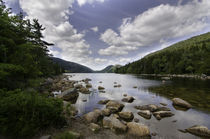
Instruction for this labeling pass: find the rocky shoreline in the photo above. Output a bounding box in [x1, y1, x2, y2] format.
[37, 75, 210, 139]
[140, 74, 210, 80]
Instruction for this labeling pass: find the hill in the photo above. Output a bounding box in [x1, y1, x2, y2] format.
[97, 65, 122, 73]
[116, 32, 210, 75]
[51, 57, 94, 73]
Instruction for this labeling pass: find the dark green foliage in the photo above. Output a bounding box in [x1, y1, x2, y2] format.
[0, 1, 63, 89]
[96, 65, 122, 73]
[0, 89, 65, 137]
[116, 32, 210, 75]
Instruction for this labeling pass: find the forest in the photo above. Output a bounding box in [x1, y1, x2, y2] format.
[0, 1, 65, 137]
[116, 32, 210, 75]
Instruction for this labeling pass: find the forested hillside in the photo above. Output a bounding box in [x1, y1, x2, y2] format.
[116, 32, 210, 75]
[52, 57, 94, 73]
[96, 65, 122, 73]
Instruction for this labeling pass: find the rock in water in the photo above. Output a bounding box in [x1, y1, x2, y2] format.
[138, 110, 152, 119]
[86, 84, 92, 88]
[106, 100, 124, 113]
[153, 111, 174, 120]
[102, 108, 111, 116]
[134, 104, 158, 112]
[103, 116, 127, 133]
[83, 109, 103, 123]
[79, 87, 90, 94]
[121, 96, 135, 103]
[172, 98, 192, 109]
[127, 122, 150, 137]
[118, 112, 134, 122]
[186, 125, 210, 137]
[98, 99, 110, 105]
[98, 86, 105, 90]
[61, 88, 79, 102]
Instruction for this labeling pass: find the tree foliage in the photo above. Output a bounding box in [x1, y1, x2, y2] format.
[116, 32, 210, 75]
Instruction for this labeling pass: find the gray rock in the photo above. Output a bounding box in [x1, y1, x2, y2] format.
[98, 99, 110, 104]
[106, 100, 124, 113]
[156, 106, 171, 112]
[172, 98, 192, 109]
[102, 108, 111, 116]
[86, 84, 92, 88]
[74, 84, 83, 89]
[79, 87, 90, 94]
[122, 96, 135, 103]
[160, 103, 167, 106]
[186, 125, 210, 137]
[90, 123, 100, 132]
[153, 111, 174, 120]
[98, 86, 105, 90]
[118, 112, 134, 122]
[103, 116, 127, 133]
[83, 109, 103, 123]
[138, 110, 152, 119]
[134, 118, 139, 123]
[135, 104, 158, 112]
[127, 122, 150, 137]
[61, 88, 79, 102]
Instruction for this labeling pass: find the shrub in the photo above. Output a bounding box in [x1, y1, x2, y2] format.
[0, 89, 66, 137]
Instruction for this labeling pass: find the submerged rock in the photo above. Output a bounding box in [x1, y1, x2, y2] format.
[83, 109, 103, 123]
[106, 100, 124, 113]
[138, 110, 152, 119]
[118, 112, 134, 122]
[186, 125, 210, 137]
[98, 99, 110, 105]
[172, 98, 192, 109]
[103, 116, 127, 133]
[127, 122, 150, 137]
[135, 104, 158, 112]
[121, 96, 135, 103]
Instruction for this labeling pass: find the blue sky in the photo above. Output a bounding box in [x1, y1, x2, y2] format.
[5, 0, 210, 70]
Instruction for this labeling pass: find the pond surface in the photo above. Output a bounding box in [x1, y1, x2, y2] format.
[66, 73, 210, 139]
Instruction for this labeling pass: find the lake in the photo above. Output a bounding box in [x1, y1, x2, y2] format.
[66, 73, 210, 139]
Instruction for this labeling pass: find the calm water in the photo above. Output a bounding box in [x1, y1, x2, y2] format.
[66, 73, 210, 139]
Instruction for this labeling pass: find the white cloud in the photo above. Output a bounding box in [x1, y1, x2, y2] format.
[91, 26, 99, 32]
[19, 0, 100, 68]
[99, 0, 210, 56]
[77, 0, 105, 6]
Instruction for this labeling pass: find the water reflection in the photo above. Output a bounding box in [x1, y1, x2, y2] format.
[67, 73, 210, 139]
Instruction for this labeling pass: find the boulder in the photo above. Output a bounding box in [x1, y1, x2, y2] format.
[98, 86, 105, 90]
[118, 112, 134, 122]
[172, 98, 192, 109]
[134, 118, 139, 123]
[138, 110, 152, 119]
[102, 108, 111, 116]
[83, 109, 103, 123]
[86, 84, 92, 88]
[106, 100, 124, 113]
[103, 116, 127, 133]
[127, 122, 150, 137]
[90, 123, 100, 132]
[156, 107, 171, 112]
[61, 88, 79, 102]
[134, 104, 158, 112]
[98, 99, 110, 105]
[186, 125, 210, 137]
[74, 84, 83, 89]
[122, 96, 135, 103]
[153, 111, 174, 120]
[79, 87, 90, 94]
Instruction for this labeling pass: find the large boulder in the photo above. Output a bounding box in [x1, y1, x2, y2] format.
[102, 108, 111, 116]
[61, 88, 79, 103]
[106, 100, 124, 113]
[186, 125, 210, 137]
[138, 110, 152, 119]
[103, 116, 127, 133]
[118, 112, 134, 122]
[172, 98, 192, 109]
[83, 109, 103, 123]
[121, 96, 135, 103]
[98, 99, 110, 105]
[134, 104, 158, 112]
[127, 122, 150, 137]
[79, 87, 90, 94]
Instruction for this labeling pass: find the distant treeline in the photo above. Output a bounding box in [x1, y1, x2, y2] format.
[116, 32, 210, 75]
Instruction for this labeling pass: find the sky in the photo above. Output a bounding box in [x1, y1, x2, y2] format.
[5, 0, 210, 70]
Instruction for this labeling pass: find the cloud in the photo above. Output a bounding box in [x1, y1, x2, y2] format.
[91, 26, 99, 32]
[19, 0, 99, 68]
[99, 0, 210, 56]
[77, 0, 105, 6]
